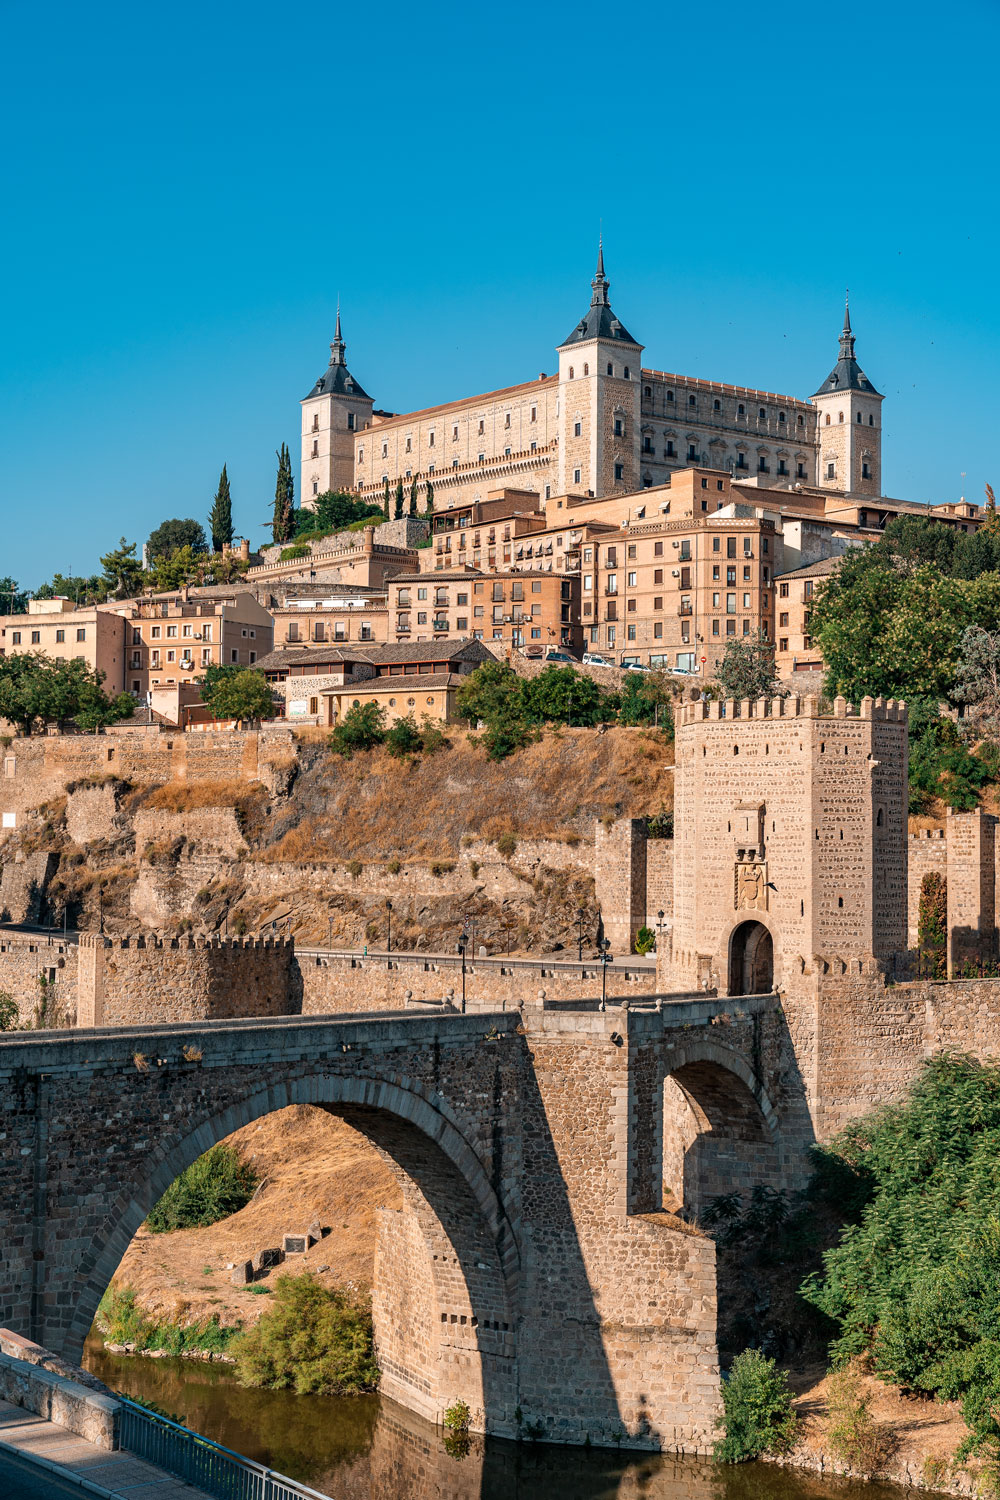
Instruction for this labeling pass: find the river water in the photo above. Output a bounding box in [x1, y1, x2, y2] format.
[84, 1339, 912, 1500]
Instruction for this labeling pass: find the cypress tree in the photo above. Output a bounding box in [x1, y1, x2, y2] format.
[409, 478, 418, 516]
[425, 480, 434, 517]
[383, 476, 391, 518]
[272, 445, 295, 543]
[394, 479, 404, 520]
[209, 464, 234, 553]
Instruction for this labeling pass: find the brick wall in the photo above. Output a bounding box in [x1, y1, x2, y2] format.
[0, 934, 77, 1026]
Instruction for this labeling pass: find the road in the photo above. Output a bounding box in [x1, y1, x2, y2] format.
[0, 1447, 94, 1496]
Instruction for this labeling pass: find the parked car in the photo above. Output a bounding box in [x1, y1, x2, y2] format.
[543, 649, 577, 665]
[622, 661, 651, 673]
[583, 652, 612, 666]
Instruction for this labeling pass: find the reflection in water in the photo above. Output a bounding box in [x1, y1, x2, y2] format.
[84, 1338, 913, 1500]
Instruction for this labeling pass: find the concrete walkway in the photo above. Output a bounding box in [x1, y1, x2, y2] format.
[0, 1398, 213, 1498]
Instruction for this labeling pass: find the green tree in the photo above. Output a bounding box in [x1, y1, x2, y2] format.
[394, 479, 404, 520]
[954, 626, 1000, 744]
[231, 1273, 378, 1395]
[522, 665, 612, 727]
[714, 1348, 798, 1463]
[74, 686, 136, 733]
[802, 1055, 1000, 1461]
[456, 660, 523, 727]
[152, 545, 205, 593]
[982, 483, 1000, 539]
[208, 463, 234, 553]
[295, 490, 382, 540]
[147, 518, 208, 560]
[328, 702, 386, 758]
[714, 630, 785, 701]
[99, 539, 145, 600]
[146, 1144, 258, 1232]
[907, 696, 994, 812]
[197, 665, 274, 725]
[384, 715, 423, 757]
[0, 991, 19, 1031]
[33, 573, 104, 606]
[425, 479, 434, 517]
[383, 476, 391, 515]
[409, 477, 418, 516]
[0, 578, 27, 615]
[618, 670, 674, 731]
[0, 655, 128, 735]
[272, 444, 296, 544]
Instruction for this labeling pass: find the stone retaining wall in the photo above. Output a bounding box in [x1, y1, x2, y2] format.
[0, 933, 77, 1025]
[77, 933, 297, 1027]
[0, 1330, 117, 1449]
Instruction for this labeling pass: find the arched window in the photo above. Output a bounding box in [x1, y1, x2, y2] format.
[714, 399, 721, 410]
[838, 411, 844, 423]
[759, 407, 766, 420]
[623, 366, 630, 378]
[583, 362, 589, 375]
[869, 414, 874, 425]
[825, 413, 831, 425]
[738, 403, 745, 415]
[857, 411, 862, 423]
[568, 366, 574, 378]
[644, 386, 652, 398]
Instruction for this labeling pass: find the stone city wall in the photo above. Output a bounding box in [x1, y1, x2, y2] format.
[595, 818, 647, 952]
[0, 730, 297, 842]
[646, 839, 673, 930]
[0, 851, 57, 924]
[0, 933, 78, 1025]
[908, 829, 947, 948]
[298, 950, 655, 1014]
[76, 933, 297, 1027]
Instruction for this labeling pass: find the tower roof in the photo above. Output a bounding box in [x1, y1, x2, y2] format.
[559, 241, 641, 350]
[304, 305, 372, 401]
[812, 295, 882, 398]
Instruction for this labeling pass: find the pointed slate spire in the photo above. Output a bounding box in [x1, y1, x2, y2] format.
[560, 242, 640, 348]
[330, 300, 346, 366]
[304, 301, 371, 400]
[591, 234, 609, 307]
[812, 293, 880, 398]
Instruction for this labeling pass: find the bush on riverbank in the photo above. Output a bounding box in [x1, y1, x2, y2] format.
[714, 1348, 798, 1463]
[146, 1144, 258, 1233]
[803, 1054, 1000, 1461]
[97, 1286, 237, 1356]
[231, 1273, 377, 1395]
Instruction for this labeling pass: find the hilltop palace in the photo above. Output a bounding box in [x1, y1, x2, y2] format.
[300, 245, 884, 513]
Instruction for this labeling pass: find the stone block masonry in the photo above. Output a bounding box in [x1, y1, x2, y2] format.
[76, 933, 297, 1027]
[595, 818, 647, 953]
[0, 933, 77, 1026]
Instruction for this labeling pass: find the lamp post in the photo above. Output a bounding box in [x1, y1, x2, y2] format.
[577, 907, 586, 963]
[386, 899, 392, 955]
[457, 933, 468, 1013]
[599, 938, 612, 1011]
[656, 909, 666, 953]
[98, 886, 105, 936]
[327, 914, 332, 952]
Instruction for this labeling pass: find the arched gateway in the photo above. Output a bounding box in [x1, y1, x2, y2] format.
[728, 920, 774, 996]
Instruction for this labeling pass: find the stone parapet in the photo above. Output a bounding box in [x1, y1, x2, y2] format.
[677, 694, 907, 726]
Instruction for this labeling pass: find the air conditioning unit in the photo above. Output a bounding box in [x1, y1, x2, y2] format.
[672, 540, 680, 548]
[671, 569, 680, 577]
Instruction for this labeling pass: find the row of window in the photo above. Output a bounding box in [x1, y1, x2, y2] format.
[824, 411, 876, 425]
[9, 628, 87, 645]
[642, 387, 808, 425]
[567, 363, 631, 379]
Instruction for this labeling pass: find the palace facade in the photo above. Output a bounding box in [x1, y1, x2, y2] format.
[300, 249, 884, 515]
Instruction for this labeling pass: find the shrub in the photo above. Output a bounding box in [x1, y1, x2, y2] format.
[469, 860, 480, 879]
[443, 1398, 471, 1433]
[146, 1144, 258, 1233]
[825, 1367, 898, 1478]
[97, 1286, 237, 1357]
[231, 1274, 378, 1395]
[279, 544, 310, 561]
[479, 718, 538, 761]
[348, 859, 362, 879]
[714, 1348, 798, 1463]
[634, 924, 655, 955]
[387, 858, 401, 875]
[328, 703, 386, 758]
[430, 861, 454, 877]
[917, 870, 947, 978]
[384, 715, 423, 758]
[802, 1054, 1000, 1461]
[0, 990, 18, 1031]
[496, 831, 517, 858]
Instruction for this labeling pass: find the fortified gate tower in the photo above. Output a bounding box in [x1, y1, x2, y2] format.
[666, 694, 908, 996]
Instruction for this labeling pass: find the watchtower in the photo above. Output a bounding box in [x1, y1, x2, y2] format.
[666, 694, 908, 996]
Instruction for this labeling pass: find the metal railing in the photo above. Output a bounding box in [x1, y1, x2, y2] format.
[118, 1399, 333, 1500]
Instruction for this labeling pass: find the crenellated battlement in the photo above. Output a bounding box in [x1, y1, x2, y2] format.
[677, 694, 908, 728]
[77, 932, 294, 954]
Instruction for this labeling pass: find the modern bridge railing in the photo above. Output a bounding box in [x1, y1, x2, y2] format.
[118, 1399, 334, 1500]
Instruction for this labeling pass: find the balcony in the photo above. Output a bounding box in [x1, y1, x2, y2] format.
[678, 605, 693, 617]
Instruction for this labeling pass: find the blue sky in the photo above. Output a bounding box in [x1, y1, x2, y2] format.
[1, 0, 998, 586]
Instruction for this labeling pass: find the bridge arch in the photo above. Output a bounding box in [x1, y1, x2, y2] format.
[660, 1040, 779, 1221]
[68, 1073, 522, 1436]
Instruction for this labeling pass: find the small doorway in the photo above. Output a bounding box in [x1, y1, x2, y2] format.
[729, 920, 773, 996]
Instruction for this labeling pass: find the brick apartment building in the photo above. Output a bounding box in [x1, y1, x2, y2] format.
[271, 586, 389, 649]
[387, 570, 581, 655]
[0, 599, 127, 686]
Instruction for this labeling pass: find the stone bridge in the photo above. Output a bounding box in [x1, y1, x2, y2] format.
[0, 995, 818, 1453]
[4, 976, 995, 1452]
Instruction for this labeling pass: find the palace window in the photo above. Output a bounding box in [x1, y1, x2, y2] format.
[667, 390, 674, 402]
[614, 463, 624, 481]
[574, 422, 581, 437]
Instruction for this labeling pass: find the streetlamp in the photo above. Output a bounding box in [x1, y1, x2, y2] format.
[599, 938, 613, 1011]
[327, 914, 333, 952]
[98, 886, 105, 936]
[385, 899, 392, 955]
[457, 933, 468, 1013]
[656, 909, 666, 953]
[577, 907, 586, 963]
